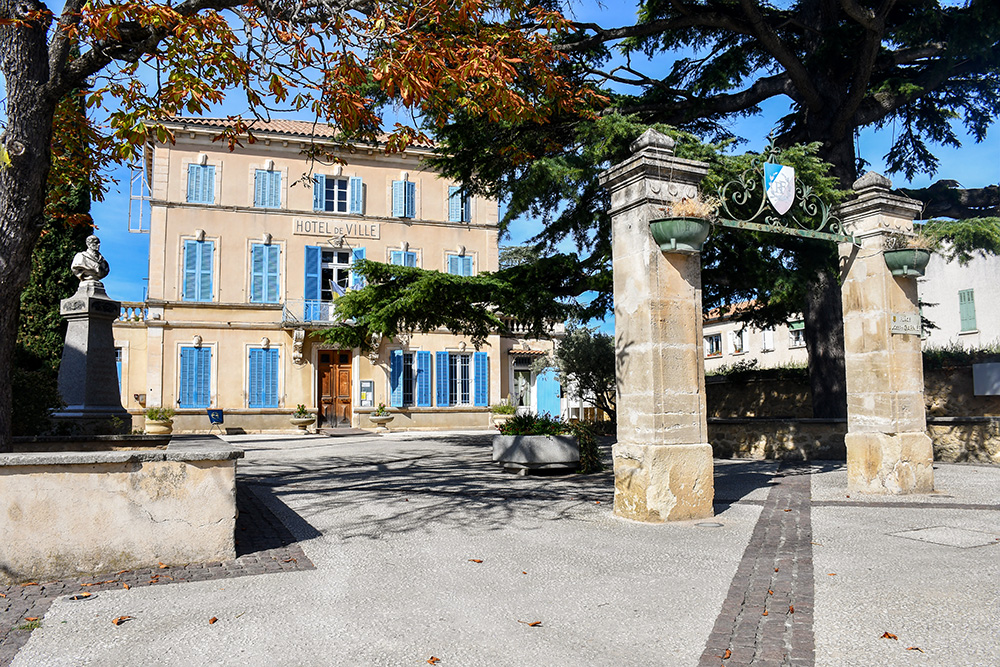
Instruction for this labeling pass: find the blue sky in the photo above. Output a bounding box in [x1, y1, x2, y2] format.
[91, 3, 1000, 304]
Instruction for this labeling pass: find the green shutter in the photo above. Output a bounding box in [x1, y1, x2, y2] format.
[959, 289, 976, 332]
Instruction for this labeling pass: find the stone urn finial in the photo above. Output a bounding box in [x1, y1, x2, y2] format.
[852, 171, 893, 192]
[70, 235, 110, 287]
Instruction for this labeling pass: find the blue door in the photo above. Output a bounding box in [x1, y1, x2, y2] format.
[535, 368, 561, 418]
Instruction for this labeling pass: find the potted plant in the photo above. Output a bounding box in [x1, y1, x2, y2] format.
[492, 413, 602, 475]
[882, 231, 935, 277]
[649, 195, 719, 253]
[369, 403, 394, 432]
[144, 407, 175, 435]
[289, 404, 315, 432]
[489, 398, 516, 428]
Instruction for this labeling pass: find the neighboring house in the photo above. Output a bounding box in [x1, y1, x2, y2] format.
[918, 249, 1000, 350]
[703, 250, 1000, 371]
[113, 118, 563, 432]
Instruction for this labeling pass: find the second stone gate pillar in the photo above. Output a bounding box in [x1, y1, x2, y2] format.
[599, 129, 714, 522]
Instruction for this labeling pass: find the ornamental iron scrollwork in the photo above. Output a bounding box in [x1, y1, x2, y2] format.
[714, 136, 855, 245]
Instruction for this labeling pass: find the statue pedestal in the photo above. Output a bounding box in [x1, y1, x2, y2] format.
[52, 280, 131, 433]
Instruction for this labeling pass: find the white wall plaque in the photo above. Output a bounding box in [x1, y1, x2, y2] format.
[890, 312, 921, 335]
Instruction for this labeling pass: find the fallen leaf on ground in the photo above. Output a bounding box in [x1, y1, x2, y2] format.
[762, 610, 768, 616]
[468, 559, 483, 563]
[846, 494, 850, 498]
[907, 647, 924, 653]
[0, 593, 6, 598]
[721, 649, 732, 659]
[789, 605, 794, 614]
[21, 582, 39, 586]
[774, 568, 779, 572]
[427, 658, 441, 665]
[828, 573, 837, 576]
[112, 616, 133, 626]
[283, 558, 297, 564]
[517, 620, 542, 627]
[595, 501, 601, 504]
[24, 617, 39, 622]
[115, 570, 130, 575]
[81, 580, 118, 587]
[881, 632, 898, 640]
[521, 571, 527, 575]
[123, 584, 130, 590]
[783, 509, 792, 512]
[768, 589, 773, 595]
[811, 542, 823, 546]
[209, 617, 218, 625]
[71, 593, 92, 599]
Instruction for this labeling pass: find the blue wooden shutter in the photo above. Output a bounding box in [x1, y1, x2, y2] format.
[349, 177, 363, 214]
[461, 256, 473, 276]
[404, 251, 416, 267]
[250, 244, 265, 302]
[304, 246, 322, 320]
[351, 247, 366, 289]
[183, 240, 198, 300]
[198, 241, 214, 301]
[313, 174, 326, 210]
[196, 347, 212, 407]
[959, 289, 976, 331]
[187, 164, 201, 203]
[248, 348, 264, 408]
[463, 194, 471, 222]
[265, 245, 280, 303]
[390, 349, 404, 407]
[536, 368, 561, 417]
[268, 171, 281, 207]
[405, 180, 416, 218]
[392, 180, 405, 217]
[473, 352, 488, 406]
[448, 186, 462, 222]
[448, 255, 460, 275]
[179, 347, 196, 407]
[436, 351, 450, 406]
[415, 351, 431, 407]
[264, 348, 279, 408]
[254, 169, 267, 206]
[390, 250, 403, 265]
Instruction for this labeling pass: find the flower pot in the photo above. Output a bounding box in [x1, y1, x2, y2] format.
[289, 416, 315, 432]
[883, 248, 932, 277]
[492, 434, 580, 475]
[491, 413, 514, 428]
[649, 217, 712, 254]
[369, 414, 394, 432]
[144, 419, 173, 436]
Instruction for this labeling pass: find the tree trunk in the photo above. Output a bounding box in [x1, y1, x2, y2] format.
[802, 266, 847, 418]
[0, 3, 57, 451]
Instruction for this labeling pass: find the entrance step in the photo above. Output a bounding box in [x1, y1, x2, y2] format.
[317, 427, 369, 438]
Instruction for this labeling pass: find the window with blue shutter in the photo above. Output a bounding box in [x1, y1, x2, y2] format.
[447, 254, 473, 276]
[187, 164, 215, 204]
[448, 185, 470, 222]
[415, 351, 431, 407]
[390, 349, 404, 407]
[183, 239, 214, 302]
[392, 180, 416, 218]
[390, 250, 417, 267]
[179, 346, 212, 408]
[250, 243, 280, 303]
[351, 248, 366, 289]
[473, 351, 488, 407]
[304, 246, 322, 320]
[436, 351, 449, 406]
[254, 169, 281, 208]
[349, 177, 363, 214]
[248, 348, 279, 408]
[959, 289, 976, 332]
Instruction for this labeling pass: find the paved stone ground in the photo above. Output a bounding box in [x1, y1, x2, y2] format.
[0, 483, 314, 667]
[700, 464, 815, 667]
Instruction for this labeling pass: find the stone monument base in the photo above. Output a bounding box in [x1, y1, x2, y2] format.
[846, 431, 934, 494]
[613, 442, 714, 522]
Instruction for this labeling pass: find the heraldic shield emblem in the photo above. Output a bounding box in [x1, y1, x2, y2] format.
[764, 162, 795, 215]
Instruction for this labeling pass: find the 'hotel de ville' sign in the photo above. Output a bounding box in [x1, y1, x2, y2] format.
[292, 218, 380, 239]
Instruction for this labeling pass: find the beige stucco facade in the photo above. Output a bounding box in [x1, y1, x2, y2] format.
[114, 119, 557, 432]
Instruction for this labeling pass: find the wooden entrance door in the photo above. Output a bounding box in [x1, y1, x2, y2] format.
[318, 350, 352, 427]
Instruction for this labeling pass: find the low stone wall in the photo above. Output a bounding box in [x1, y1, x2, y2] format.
[709, 417, 1000, 464]
[0, 435, 243, 584]
[925, 368, 1000, 418]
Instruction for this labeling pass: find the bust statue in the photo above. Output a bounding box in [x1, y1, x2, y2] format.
[71, 235, 110, 283]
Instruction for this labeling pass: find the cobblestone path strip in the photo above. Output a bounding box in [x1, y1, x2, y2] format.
[700, 465, 815, 667]
[0, 483, 314, 667]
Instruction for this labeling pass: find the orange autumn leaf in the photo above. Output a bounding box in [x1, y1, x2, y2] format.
[768, 589, 773, 595]
[762, 610, 768, 616]
[789, 605, 795, 614]
[0, 593, 6, 598]
[283, 558, 297, 564]
[783, 509, 792, 512]
[468, 559, 483, 563]
[209, 617, 218, 625]
[21, 582, 39, 586]
[774, 568, 779, 572]
[24, 617, 40, 622]
[158, 562, 168, 569]
[828, 573, 837, 576]
[722, 649, 732, 659]
[907, 647, 924, 653]
[427, 658, 441, 665]
[517, 620, 542, 627]
[522, 571, 527, 575]
[123, 584, 130, 590]
[881, 632, 898, 640]
[112, 616, 133, 626]
[116, 570, 130, 575]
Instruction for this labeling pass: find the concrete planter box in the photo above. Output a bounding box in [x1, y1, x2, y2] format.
[0, 435, 243, 584]
[492, 434, 580, 474]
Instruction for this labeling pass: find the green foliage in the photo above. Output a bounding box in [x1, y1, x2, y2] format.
[496, 412, 603, 473]
[922, 218, 1000, 265]
[372, 403, 390, 417]
[144, 407, 175, 421]
[489, 401, 516, 415]
[292, 404, 311, 418]
[548, 325, 616, 422]
[922, 343, 1000, 370]
[706, 359, 809, 382]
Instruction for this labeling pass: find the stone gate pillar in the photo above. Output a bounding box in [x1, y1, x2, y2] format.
[599, 129, 714, 522]
[838, 172, 933, 494]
